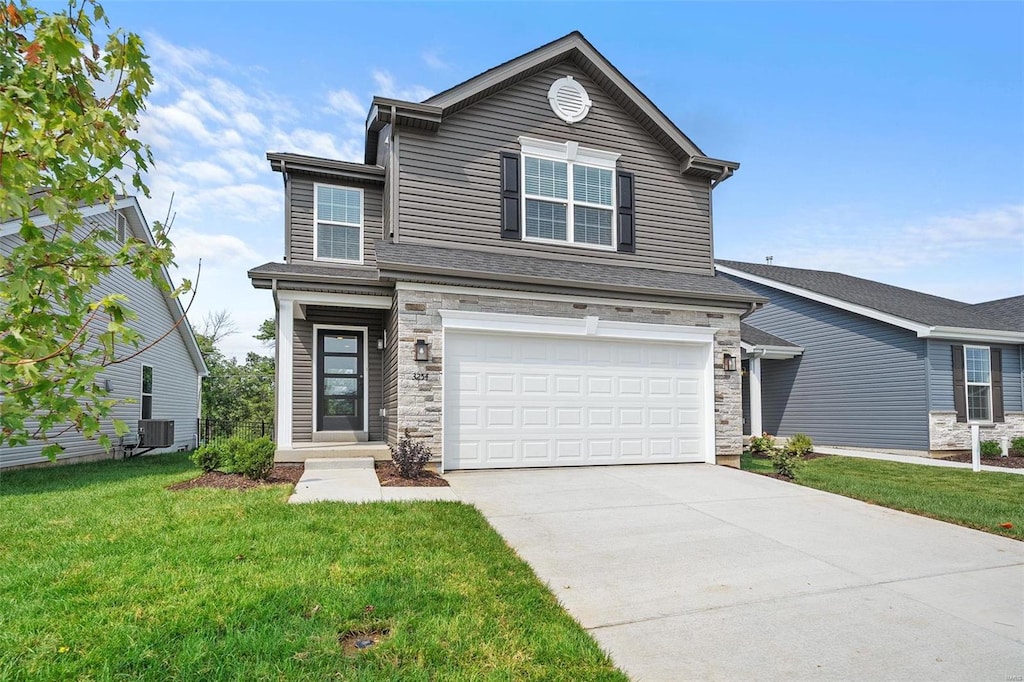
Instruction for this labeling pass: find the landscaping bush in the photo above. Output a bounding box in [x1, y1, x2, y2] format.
[190, 441, 229, 472]
[230, 437, 276, 479]
[749, 433, 776, 457]
[770, 446, 803, 480]
[980, 439, 1002, 458]
[1010, 436, 1024, 457]
[389, 429, 433, 479]
[785, 432, 814, 456]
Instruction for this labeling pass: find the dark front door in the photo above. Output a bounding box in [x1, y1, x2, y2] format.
[317, 329, 364, 431]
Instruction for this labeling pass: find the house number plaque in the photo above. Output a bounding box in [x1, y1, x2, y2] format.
[413, 372, 430, 381]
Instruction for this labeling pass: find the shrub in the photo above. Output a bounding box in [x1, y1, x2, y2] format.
[980, 439, 1002, 458]
[770, 446, 803, 480]
[749, 433, 776, 457]
[191, 441, 229, 472]
[785, 433, 814, 457]
[389, 429, 433, 479]
[230, 437, 276, 479]
[1010, 436, 1024, 457]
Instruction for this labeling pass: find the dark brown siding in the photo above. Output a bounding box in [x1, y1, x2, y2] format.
[397, 62, 714, 274]
[292, 307, 386, 442]
[288, 174, 384, 268]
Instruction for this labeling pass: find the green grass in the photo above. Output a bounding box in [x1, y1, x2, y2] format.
[0, 455, 625, 681]
[741, 451, 1024, 540]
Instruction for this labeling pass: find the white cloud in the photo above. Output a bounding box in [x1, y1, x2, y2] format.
[766, 204, 1024, 277]
[326, 88, 367, 118]
[372, 69, 434, 102]
[177, 160, 234, 185]
[270, 128, 362, 162]
[422, 49, 449, 71]
[172, 228, 260, 266]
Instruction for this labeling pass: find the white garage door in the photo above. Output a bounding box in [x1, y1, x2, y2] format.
[444, 330, 709, 470]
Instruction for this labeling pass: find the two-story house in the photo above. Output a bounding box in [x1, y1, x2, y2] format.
[249, 32, 763, 470]
[0, 197, 208, 468]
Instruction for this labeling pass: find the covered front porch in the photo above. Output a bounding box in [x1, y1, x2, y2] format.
[739, 323, 804, 437]
[274, 290, 395, 461]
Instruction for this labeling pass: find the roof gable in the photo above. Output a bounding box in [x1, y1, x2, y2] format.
[717, 260, 1024, 342]
[366, 32, 738, 180]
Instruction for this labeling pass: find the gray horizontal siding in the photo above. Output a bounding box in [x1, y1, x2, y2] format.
[292, 307, 385, 443]
[0, 210, 201, 468]
[732, 278, 930, 451]
[287, 175, 384, 268]
[397, 61, 714, 274]
[928, 340, 1023, 413]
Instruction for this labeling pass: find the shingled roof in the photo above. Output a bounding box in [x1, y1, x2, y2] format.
[378, 242, 764, 305]
[717, 260, 1023, 334]
[740, 323, 800, 349]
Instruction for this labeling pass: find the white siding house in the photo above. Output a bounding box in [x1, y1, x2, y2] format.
[0, 197, 208, 468]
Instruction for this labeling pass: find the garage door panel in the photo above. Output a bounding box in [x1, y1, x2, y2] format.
[444, 330, 708, 470]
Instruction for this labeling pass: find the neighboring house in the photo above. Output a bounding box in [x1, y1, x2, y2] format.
[0, 197, 208, 468]
[249, 32, 764, 471]
[717, 260, 1024, 455]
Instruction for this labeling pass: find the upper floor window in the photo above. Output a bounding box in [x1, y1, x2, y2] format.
[519, 137, 620, 250]
[314, 184, 363, 263]
[964, 345, 992, 421]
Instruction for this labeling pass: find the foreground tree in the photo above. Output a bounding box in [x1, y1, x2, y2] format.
[0, 1, 190, 458]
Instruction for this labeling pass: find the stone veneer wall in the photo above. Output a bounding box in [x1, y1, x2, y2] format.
[929, 411, 1024, 453]
[394, 287, 744, 466]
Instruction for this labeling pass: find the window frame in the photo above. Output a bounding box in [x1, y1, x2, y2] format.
[518, 136, 620, 251]
[963, 345, 993, 423]
[313, 183, 364, 265]
[141, 364, 154, 420]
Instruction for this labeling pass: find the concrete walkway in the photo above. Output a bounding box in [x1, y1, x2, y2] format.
[446, 464, 1024, 681]
[816, 446, 1024, 475]
[287, 458, 458, 503]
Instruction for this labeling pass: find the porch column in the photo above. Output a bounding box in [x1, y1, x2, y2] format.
[749, 355, 763, 437]
[277, 298, 294, 449]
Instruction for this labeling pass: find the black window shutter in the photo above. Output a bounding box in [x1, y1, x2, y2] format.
[499, 152, 521, 240]
[951, 344, 966, 423]
[991, 348, 1004, 422]
[616, 171, 635, 253]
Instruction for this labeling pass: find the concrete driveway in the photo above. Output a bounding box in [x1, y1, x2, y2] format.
[445, 464, 1024, 681]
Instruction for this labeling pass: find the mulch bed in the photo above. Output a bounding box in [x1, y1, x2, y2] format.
[939, 453, 1024, 469]
[375, 461, 449, 487]
[167, 464, 305, 491]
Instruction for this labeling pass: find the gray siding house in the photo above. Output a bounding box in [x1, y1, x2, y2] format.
[718, 260, 1024, 455]
[250, 32, 764, 470]
[0, 197, 208, 468]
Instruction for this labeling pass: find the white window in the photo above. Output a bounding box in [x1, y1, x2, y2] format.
[314, 184, 363, 263]
[519, 136, 619, 249]
[141, 365, 153, 420]
[964, 346, 992, 422]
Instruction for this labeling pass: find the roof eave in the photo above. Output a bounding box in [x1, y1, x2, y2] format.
[918, 327, 1024, 344]
[377, 259, 762, 307]
[267, 152, 385, 184]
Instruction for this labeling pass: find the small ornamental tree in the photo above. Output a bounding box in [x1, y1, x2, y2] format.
[0, 0, 191, 459]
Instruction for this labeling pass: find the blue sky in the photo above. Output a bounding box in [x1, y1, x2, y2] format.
[99, 1, 1022, 358]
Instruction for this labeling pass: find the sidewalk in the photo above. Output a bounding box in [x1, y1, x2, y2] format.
[815, 446, 1024, 475]
[287, 457, 459, 503]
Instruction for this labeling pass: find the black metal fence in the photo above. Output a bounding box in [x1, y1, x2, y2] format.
[198, 418, 273, 446]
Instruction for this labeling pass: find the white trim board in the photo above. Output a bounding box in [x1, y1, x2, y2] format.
[276, 289, 393, 310]
[717, 264, 1024, 344]
[439, 309, 718, 344]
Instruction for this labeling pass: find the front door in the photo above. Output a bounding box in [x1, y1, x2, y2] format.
[317, 329, 364, 432]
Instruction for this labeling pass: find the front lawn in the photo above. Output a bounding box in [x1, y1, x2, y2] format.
[0, 454, 624, 681]
[741, 452, 1024, 540]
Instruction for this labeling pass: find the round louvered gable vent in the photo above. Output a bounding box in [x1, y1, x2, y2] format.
[548, 76, 592, 124]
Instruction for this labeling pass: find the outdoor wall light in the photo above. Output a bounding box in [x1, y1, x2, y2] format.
[723, 353, 737, 372]
[414, 339, 430, 362]
[104, 379, 113, 392]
